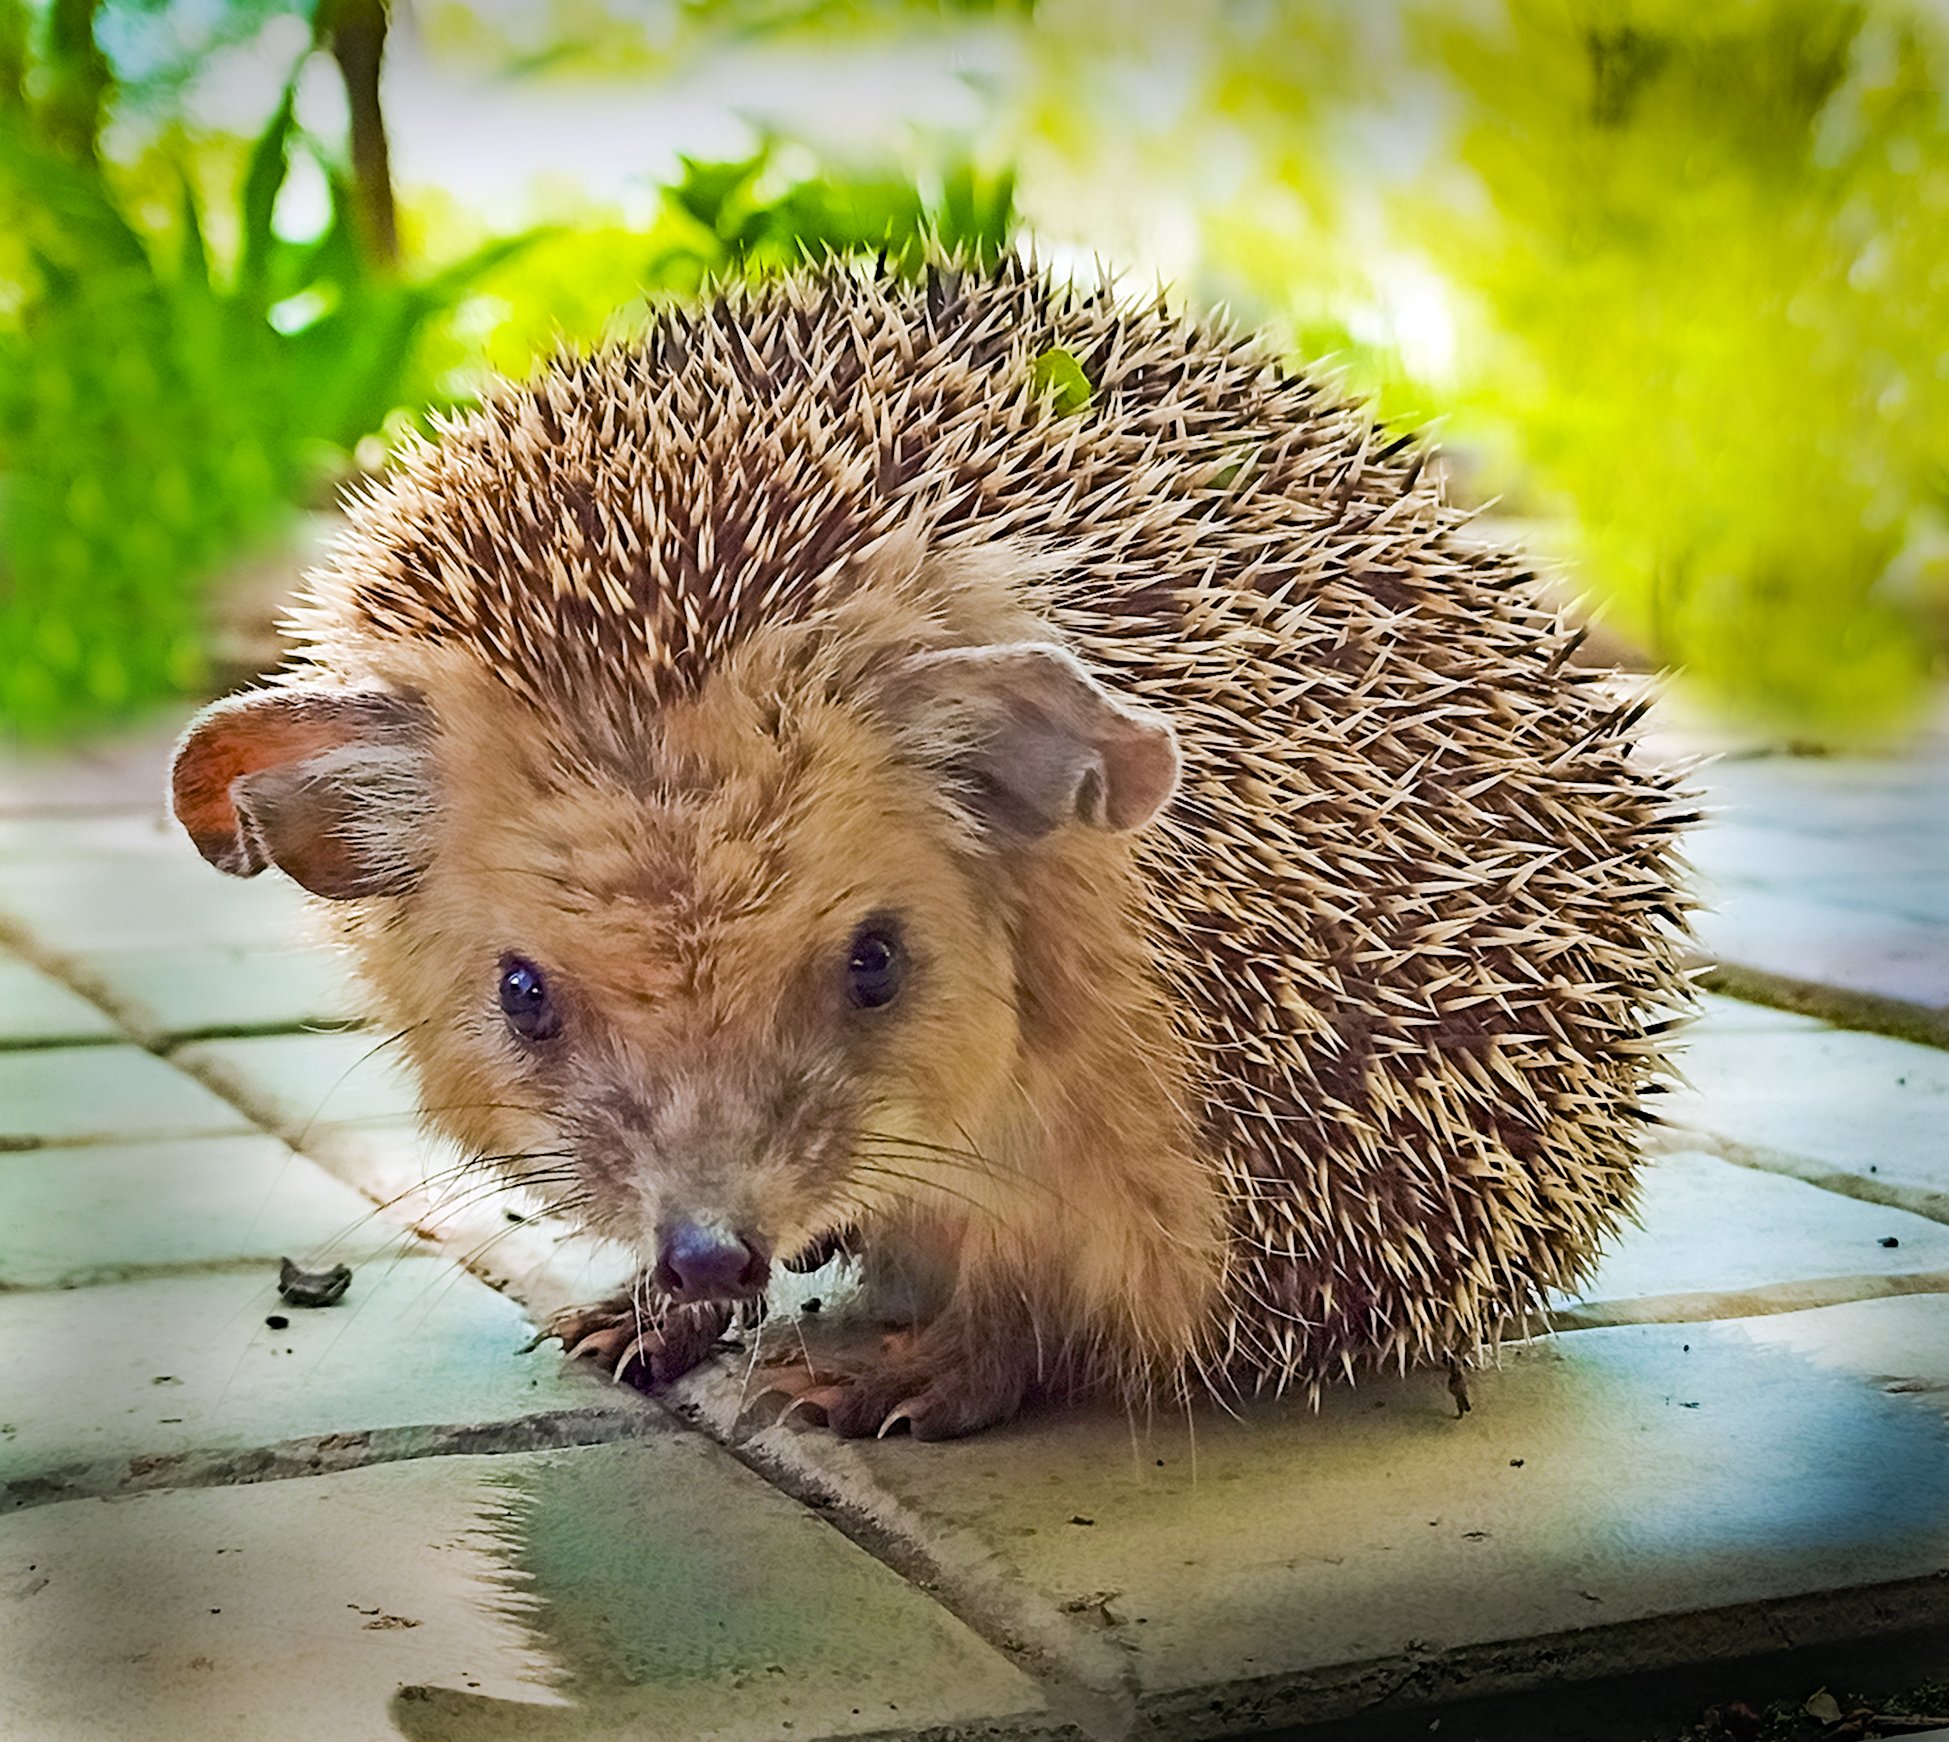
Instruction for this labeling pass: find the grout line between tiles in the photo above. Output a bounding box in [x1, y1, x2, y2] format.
[0, 920, 355, 1055]
[658, 1388, 1142, 1742]
[12, 908, 1949, 1736]
[1547, 1268, 1949, 1332]
[0, 925, 1106, 1730]
[0, 1035, 127, 1057]
[0, 919, 175, 1057]
[0, 1402, 666, 1515]
[0, 1252, 358, 1292]
[1670, 1127, 1949, 1226]
[1699, 960, 1949, 1052]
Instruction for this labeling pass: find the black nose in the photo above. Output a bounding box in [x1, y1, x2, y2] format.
[653, 1222, 771, 1301]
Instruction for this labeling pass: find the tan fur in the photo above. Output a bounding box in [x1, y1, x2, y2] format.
[325, 550, 1223, 1410]
[172, 258, 1693, 1437]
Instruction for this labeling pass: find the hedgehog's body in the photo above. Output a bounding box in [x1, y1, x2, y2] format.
[173, 260, 1691, 1437]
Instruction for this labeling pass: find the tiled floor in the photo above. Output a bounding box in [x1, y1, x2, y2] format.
[2, 699, 1947, 1740]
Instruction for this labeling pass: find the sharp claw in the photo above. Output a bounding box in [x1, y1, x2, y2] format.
[876, 1404, 917, 1439]
[567, 1325, 628, 1365]
[614, 1330, 659, 1379]
[775, 1393, 830, 1430]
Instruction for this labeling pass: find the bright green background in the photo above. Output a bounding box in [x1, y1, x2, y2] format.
[3, 0, 1944, 742]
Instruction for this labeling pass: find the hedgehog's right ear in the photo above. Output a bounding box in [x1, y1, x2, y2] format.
[170, 688, 435, 900]
[897, 643, 1181, 839]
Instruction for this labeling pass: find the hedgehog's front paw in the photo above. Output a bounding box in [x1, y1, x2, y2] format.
[768, 1332, 1029, 1441]
[544, 1285, 732, 1389]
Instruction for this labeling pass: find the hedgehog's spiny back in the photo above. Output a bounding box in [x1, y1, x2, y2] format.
[304, 258, 1692, 1394]
[305, 264, 1325, 700]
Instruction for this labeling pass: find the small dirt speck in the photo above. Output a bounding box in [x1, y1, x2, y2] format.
[277, 1258, 352, 1308]
[1881, 1236, 1901, 1249]
[1059, 1589, 1124, 1624]
[265, 1315, 288, 1330]
[1069, 1515, 1095, 1526]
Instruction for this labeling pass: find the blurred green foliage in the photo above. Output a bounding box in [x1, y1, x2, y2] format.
[5, 0, 1945, 744]
[0, 77, 526, 735]
[415, 146, 1013, 398]
[666, 148, 1013, 276]
[0, 12, 1010, 739]
[1003, 0, 1948, 737]
[1411, 0, 1949, 738]
[418, 0, 1029, 76]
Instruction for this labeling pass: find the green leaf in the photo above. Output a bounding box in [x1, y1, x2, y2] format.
[937, 162, 1015, 264]
[175, 167, 210, 296]
[1030, 346, 1092, 415]
[671, 151, 767, 240]
[278, 166, 367, 305]
[0, 108, 148, 273]
[237, 82, 298, 301]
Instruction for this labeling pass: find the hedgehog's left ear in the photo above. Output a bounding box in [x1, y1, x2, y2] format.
[899, 643, 1180, 838]
[170, 687, 435, 899]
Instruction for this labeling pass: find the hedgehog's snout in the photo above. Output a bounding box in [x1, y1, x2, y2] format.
[652, 1219, 773, 1302]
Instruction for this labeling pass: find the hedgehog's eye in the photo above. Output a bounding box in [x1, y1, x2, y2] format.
[845, 922, 904, 1011]
[498, 954, 561, 1042]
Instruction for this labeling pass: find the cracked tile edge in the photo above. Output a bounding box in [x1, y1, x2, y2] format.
[1134, 1574, 1949, 1738]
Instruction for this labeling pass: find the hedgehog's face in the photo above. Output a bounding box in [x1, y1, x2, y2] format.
[170, 637, 1177, 1303]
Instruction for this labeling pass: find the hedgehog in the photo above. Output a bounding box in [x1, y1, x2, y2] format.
[169, 256, 1693, 1440]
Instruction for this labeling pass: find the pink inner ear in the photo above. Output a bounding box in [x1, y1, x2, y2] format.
[901, 641, 1181, 836]
[171, 691, 385, 877]
[1099, 717, 1181, 831]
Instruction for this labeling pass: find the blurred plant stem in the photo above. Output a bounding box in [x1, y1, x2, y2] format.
[40, 0, 109, 161]
[0, 0, 28, 112]
[318, 0, 398, 271]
